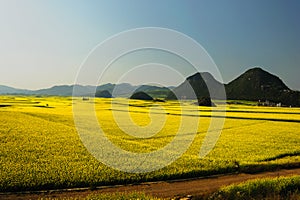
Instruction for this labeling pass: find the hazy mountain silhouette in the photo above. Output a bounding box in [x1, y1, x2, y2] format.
[0, 85, 33, 95]
[0, 85, 97, 96]
[37, 85, 96, 96]
[166, 72, 224, 100]
[95, 90, 112, 98]
[0, 83, 168, 98]
[96, 83, 136, 97]
[136, 85, 172, 98]
[95, 83, 172, 98]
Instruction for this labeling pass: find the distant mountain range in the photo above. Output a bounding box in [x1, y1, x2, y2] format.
[0, 84, 96, 96]
[0, 83, 172, 98]
[0, 85, 32, 95]
[1, 67, 299, 106]
[94, 83, 171, 98]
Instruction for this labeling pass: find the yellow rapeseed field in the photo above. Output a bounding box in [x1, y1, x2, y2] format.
[0, 96, 300, 191]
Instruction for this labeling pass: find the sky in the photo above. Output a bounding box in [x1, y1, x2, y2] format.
[0, 0, 299, 90]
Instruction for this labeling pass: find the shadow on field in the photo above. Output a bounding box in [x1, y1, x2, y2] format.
[0, 105, 11, 107]
[259, 151, 300, 162]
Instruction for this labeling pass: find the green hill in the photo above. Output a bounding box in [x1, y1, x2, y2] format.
[130, 91, 153, 100]
[166, 72, 225, 100]
[226, 67, 300, 106]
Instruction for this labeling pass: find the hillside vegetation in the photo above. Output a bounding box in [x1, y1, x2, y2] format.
[226, 68, 300, 106]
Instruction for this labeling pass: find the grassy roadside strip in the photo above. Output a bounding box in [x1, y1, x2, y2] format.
[209, 175, 300, 200]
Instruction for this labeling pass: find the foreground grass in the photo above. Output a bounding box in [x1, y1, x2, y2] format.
[0, 96, 300, 192]
[39, 192, 161, 200]
[209, 175, 300, 200]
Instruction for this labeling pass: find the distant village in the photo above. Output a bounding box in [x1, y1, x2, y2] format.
[257, 100, 292, 108]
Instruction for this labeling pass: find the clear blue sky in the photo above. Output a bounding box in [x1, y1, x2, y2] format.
[0, 0, 299, 90]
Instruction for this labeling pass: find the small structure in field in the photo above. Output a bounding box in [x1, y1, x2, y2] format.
[276, 102, 282, 107]
[258, 100, 279, 107]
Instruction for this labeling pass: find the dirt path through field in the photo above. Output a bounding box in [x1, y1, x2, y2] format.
[1, 168, 300, 200]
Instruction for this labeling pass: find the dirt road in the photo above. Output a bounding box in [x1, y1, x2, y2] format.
[1, 168, 300, 200]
